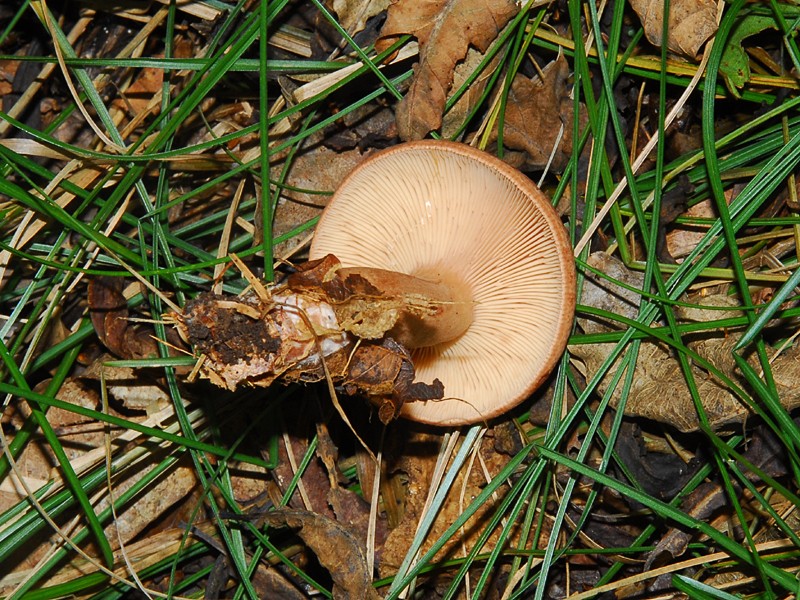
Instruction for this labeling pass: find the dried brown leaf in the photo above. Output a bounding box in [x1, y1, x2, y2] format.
[252, 566, 307, 599]
[572, 253, 800, 432]
[646, 481, 726, 569]
[272, 430, 335, 514]
[330, 0, 390, 35]
[111, 65, 163, 117]
[267, 145, 363, 257]
[81, 355, 170, 415]
[666, 198, 719, 259]
[378, 0, 517, 139]
[629, 0, 718, 58]
[346, 339, 444, 423]
[442, 45, 502, 139]
[491, 55, 586, 172]
[328, 486, 387, 549]
[103, 460, 199, 545]
[88, 277, 129, 354]
[88, 277, 158, 359]
[2, 379, 102, 513]
[258, 509, 381, 600]
[347, 343, 405, 397]
[379, 426, 521, 580]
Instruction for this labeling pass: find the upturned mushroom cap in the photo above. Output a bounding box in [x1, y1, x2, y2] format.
[310, 140, 576, 426]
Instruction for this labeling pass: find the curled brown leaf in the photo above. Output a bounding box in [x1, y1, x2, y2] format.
[378, 0, 517, 139]
[490, 55, 586, 173]
[629, 0, 718, 58]
[257, 509, 381, 600]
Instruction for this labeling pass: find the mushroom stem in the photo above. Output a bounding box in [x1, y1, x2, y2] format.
[338, 266, 473, 349]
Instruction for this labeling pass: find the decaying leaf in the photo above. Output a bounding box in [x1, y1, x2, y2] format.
[346, 339, 444, 423]
[629, 0, 718, 58]
[323, 105, 398, 152]
[647, 418, 796, 569]
[88, 277, 158, 359]
[175, 255, 444, 421]
[378, 0, 517, 139]
[571, 252, 800, 432]
[330, 0, 390, 36]
[111, 65, 163, 117]
[103, 458, 199, 545]
[490, 55, 586, 173]
[379, 425, 523, 580]
[81, 355, 170, 415]
[89, 277, 130, 353]
[441, 45, 503, 139]
[252, 566, 307, 599]
[256, 509, 381, 600]
[645, 480, 726, 572]
[666, 197, 719, 260]
[87, 278, 177, 413]
[267, 143, 364, 257]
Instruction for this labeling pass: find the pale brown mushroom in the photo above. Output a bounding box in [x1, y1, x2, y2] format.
[310, 140, 576, 426]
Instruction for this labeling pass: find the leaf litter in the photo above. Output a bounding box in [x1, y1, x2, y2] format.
[377, 0, 518, 139]
[629, 0, 718, 58]
[1, 0, 800, 597]
[572, 252, 800, 432]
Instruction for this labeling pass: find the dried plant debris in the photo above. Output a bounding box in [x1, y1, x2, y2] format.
[629, 0, 718, 58]
[646, 418, 798, 571]
[488, 55, 587, 173]
[174, 254, 444, 423]
[572, 252, 800, 432]
[379, 424, 524, 583]
[329, 0, 391, 37]
[441, 46, 502, 139]
[377, 0, 517, 139]
[87, 277, 175, 413]
[81, 356, 170, 415]
[267, 142, 365, 256]
[255, 509, 381, 600]
[88, 277, 159, 360]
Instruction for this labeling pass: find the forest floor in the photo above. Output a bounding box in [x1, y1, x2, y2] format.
[1, 0, 799, 598]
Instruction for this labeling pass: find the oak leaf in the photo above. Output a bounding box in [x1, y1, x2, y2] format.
[629, 0, 718, 58]
[378, 0, 517, 139]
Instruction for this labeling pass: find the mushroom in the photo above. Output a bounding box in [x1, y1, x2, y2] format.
[310, 140, 576, 426]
